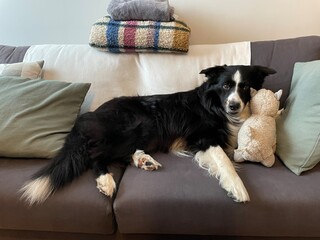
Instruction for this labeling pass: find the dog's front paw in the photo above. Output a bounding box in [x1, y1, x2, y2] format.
[223, 175, 250, 203]
[139, 154, 162, 171]
[96, 173, 116, 197]
[132, 150, 162, 171]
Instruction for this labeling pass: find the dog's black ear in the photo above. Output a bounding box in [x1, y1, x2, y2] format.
[249, 66, 277, 90]
[254, 66, 277, 76]
[200, 65, 227, 78]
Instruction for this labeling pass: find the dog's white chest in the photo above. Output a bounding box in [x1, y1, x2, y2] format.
[225, 104, 250, 158]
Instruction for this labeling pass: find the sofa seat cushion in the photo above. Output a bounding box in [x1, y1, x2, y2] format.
[114, 153, 320, 237]
[0, 158, 124, 235]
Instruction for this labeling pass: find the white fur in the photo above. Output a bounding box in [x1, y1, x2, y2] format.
[226, 70, 243, 113]
[132, 149, 162, 170]
[20, 176, 53, 205]
[195, 146, 250, 202]
[170, 138, 194, 157]
[233, 70, 242, 84]
[225, 103, 251, 157]
[96, 173, 116, 197]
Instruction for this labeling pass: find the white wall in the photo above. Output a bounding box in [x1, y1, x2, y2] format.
[0, 0, 320, 46]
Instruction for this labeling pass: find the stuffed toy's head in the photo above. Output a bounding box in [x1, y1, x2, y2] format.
[250, 88, 282, 117]
[234, 88, 282, 167]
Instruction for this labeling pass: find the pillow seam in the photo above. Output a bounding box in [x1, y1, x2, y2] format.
[298, 131, 320, 173]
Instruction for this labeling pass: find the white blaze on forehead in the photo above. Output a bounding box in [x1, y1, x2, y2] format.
[227, 70, 242, 104]
[233, 70, 241, 84]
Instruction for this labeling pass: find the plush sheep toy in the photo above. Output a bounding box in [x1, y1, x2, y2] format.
[234, 88, 283, 167]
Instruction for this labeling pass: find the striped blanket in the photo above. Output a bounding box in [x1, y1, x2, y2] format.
[89, 16, 191, 53]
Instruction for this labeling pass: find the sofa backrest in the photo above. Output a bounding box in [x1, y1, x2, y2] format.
[2, 36, 320, 110]
[251, 36, 320, 107]
[22, 42, 251, 112]
[0, 45, 29, 64]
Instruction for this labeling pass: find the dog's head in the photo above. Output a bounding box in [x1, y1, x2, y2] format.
[199, 65, 276, 116]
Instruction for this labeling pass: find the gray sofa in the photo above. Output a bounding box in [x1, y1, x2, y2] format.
[0, 36, 320, 240]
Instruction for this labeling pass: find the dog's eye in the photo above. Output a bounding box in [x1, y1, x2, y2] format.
[223, 84, 230, 90]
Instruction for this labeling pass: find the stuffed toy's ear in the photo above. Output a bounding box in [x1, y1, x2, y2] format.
[277, 108, 284, 118]
[199, 65, 227, 78]
[274, 89, 283, 101]
[250, 88, 258, 97]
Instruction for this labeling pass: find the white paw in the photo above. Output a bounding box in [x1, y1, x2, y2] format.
[195, 150, 217, 175]
[139, 154, 162, 171]
[96, 174, 116, 197]
[132, 150, 162, 171]
[196, 146, 250, 203]
[222, 175, 250, 203]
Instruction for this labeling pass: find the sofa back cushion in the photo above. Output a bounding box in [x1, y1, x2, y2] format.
[251, 36, 320, 108]
[23, 42, 251, 112]
[0, 45, 30, 64]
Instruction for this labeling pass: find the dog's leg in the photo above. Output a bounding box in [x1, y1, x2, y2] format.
[195, 146, 250, 202]
[131, 150, 162, 171]
[93, 160, 116, 197]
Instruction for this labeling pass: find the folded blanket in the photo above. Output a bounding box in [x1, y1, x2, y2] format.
[89, 16, 191, 53]
[107, 0, 174, 22]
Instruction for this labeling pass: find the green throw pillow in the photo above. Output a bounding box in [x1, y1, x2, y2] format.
[276, 60, 320, 175]
[0, 76, 90, 158]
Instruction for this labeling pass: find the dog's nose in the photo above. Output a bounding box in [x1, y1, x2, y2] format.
[229, 102, 240, 111]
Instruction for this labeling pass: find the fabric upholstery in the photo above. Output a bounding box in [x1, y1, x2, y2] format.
[89, 16, 190, 53]
[114, 36, 320, 237]
[114, 153, 320, 237]
[0, 158, 124, 235]
[107, 0, 174, 22]
[276, 60, 320, 175]
[0, 76, 90, 158]
[1, 36, 320, 239]
[0, 45, 30, 64]
[250, 35, 320, 108]
[0, 60, 44, 79]
[23, 42, 250, 112]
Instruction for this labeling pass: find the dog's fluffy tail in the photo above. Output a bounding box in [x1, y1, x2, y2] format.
[20, 126, 90, 205]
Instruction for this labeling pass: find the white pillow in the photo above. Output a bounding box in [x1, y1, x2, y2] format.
[0, 60, 44, 79]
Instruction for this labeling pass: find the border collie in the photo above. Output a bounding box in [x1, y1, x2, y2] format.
[20, 65, 276, 205]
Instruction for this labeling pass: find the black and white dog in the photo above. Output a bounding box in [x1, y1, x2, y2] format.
[20, 65, 276, 205]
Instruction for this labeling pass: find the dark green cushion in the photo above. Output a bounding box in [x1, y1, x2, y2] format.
[0, 76, 90, 158]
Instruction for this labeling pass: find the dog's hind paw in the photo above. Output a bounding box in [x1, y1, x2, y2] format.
[96, 173, 116, 197]
[132, 150, 162, 171]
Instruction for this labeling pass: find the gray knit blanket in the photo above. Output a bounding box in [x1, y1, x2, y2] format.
[107, 0, 174, 21]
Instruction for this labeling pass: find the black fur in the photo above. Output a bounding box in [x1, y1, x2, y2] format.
[26, 65, 276, 200]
